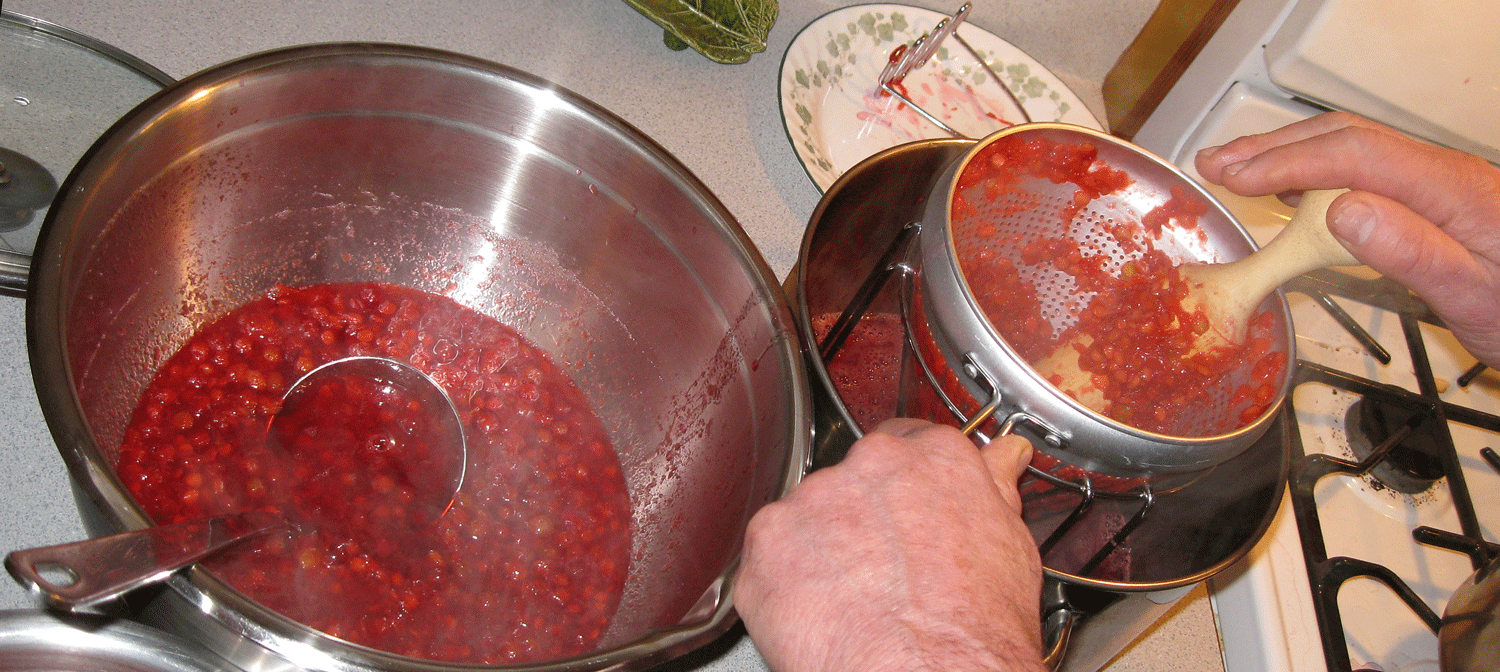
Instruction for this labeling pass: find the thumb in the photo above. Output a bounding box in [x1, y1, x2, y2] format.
[1325, 192, 1482, 299]
[1325, 192, 1500, 368]
[978, 435, 1032, 513]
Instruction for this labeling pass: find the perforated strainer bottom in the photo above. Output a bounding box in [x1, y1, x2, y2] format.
[938, 126, 1289, 438]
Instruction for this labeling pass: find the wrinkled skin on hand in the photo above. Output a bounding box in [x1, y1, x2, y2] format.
[736, 419, 1045, 672]
[1195, 111, 1500, 369]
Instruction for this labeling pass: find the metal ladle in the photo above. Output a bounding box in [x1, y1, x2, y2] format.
[4, 356, 466, 612]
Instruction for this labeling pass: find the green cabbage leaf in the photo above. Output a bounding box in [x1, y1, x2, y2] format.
[623, 0, 777, 64]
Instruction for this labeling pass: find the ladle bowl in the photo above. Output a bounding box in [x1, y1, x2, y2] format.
[272, 356, 467, 528]
[5, 356, 466, 612]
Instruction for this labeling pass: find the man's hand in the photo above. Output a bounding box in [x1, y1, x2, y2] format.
[735, 419, 1044, 672]
[1196, 111, 1500, 368]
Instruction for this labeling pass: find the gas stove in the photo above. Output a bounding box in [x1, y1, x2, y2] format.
[1210, 269, 1500, 672]
[1124, 0, 1500, 669]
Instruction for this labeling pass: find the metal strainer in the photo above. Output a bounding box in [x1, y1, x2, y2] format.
[916, 123, 1295, 476]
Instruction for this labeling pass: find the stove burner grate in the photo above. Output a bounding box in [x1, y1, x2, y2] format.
[1283, 275, 1500, 672]
[1342, 396, 1445, 493]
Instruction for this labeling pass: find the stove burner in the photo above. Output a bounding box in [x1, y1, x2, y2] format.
[1343, 397, 1444, 493]
[0, 147, 57, 232]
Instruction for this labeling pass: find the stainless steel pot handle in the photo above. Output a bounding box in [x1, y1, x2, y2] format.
[1041, 606, 1076, 670]
[963, 357, 1075, 670]
[3, 511, 282, 612]
[1039, 580, 1076, 670]
[975, 405, 1077, 670]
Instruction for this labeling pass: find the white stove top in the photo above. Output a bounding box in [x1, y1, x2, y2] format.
[1156, 55, 1500, 672]
[1280, 290, 1499, 672]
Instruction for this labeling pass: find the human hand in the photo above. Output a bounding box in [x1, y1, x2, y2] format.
[735, 419, 1044, 672]
[1195, 111, 1500, 368]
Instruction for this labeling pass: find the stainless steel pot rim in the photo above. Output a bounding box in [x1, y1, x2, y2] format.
[162, 569, 741, 672]
[0, 609, 233, 672]
[30, 42, 809, 672]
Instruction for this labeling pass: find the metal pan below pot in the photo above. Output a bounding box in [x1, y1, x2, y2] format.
[0, 610, 234, 672]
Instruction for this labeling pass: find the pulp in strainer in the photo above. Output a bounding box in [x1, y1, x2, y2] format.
[947, 132, 1288, 436]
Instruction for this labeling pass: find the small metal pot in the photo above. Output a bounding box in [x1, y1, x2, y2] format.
[917, 123, 1295, 477]
[28, 43, 809, 672]
[791, 136, 1290, 672]
[1441, 554, 1500, 672]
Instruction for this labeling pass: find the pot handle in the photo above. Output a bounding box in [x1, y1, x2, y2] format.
[3, 511, 282, 612]
[1038, 578, 1077, 671]
[959, 390, 1006, 436]
[1041, 604, 1076, 671]
[962, 358, 1074, 669]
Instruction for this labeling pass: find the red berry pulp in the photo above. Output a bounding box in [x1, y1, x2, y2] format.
[949, 134, 1286, 436]
[116, 282, 631, 664]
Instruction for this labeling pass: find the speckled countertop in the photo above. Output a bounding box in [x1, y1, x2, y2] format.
[0, 2, 1225, 671]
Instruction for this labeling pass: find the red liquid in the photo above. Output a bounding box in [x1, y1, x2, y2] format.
[116, 282, 631, 664]
[811, 312, 905, 431]
[269, 364, 461, 542]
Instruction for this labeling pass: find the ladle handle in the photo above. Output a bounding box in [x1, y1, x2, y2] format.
[3, 511, 282, 612]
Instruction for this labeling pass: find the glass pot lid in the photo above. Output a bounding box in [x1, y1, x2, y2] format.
[0, 11, 172, 293]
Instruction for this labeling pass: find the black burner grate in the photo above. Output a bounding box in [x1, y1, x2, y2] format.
[1282, 274, 1500, 672]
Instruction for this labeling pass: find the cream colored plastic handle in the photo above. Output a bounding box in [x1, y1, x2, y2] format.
[1222, 188, 1359, 302]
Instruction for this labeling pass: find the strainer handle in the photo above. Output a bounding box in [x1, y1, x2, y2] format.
[955, 354, 1065, 448]
[959, 394, 1004, 436]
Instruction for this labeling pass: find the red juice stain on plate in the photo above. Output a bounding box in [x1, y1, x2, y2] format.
[115, 282, 631, 664]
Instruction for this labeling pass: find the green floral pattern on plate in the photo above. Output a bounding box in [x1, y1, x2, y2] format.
[779, 4, 1101, 192]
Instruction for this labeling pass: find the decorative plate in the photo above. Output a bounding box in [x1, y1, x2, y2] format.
[779, 4, 1103, 192]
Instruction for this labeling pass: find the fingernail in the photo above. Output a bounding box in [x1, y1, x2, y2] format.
[1015, 444, 1034, 473]
[1330, 201, 1376, 245]
[1196, 145, 1223, 159]
[1223, 160, 1248, 176]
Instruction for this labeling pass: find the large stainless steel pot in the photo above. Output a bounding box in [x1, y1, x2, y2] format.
[0, 609, 233, 672]
[27, 43, 810, 671]
[917, 123, 1295, 477]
